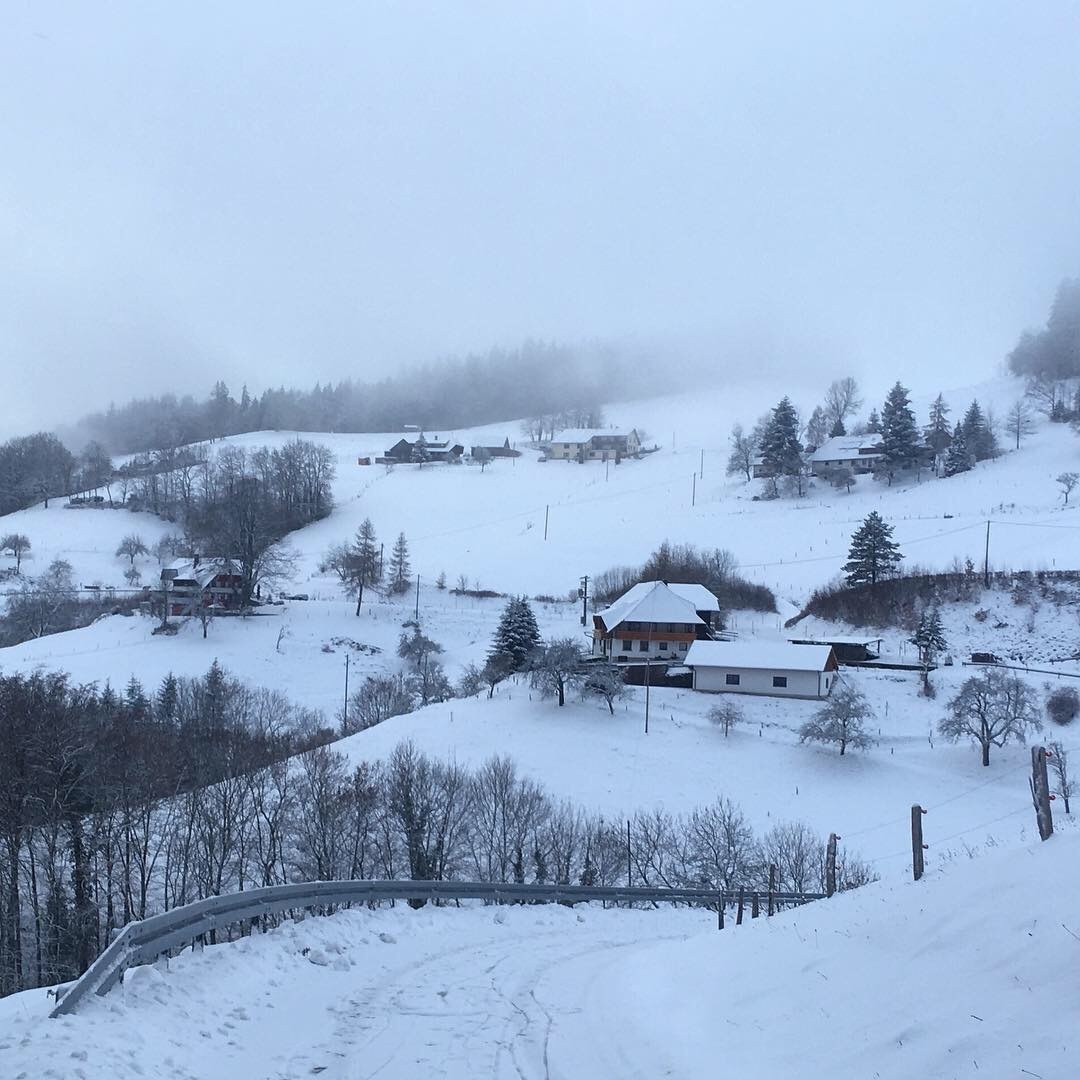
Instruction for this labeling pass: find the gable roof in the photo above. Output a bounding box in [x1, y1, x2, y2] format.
[163, 557, 241, 589]
[548, 428, 635, 445]
[595, 581, 707, 631]
[684, 640, 835, 672]
[808, 434, 884, 463]
[666, 582, 720, 612]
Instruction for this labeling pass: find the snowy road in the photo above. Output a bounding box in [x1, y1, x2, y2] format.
[303, 917, 688, 1079]
[1, 905, 712, 1080]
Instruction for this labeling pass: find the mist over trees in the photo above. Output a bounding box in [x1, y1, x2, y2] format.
[1008, 277, 1080, 381]
[68, 342, 628, 455]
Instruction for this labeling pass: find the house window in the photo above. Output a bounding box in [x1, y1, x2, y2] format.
[679, 641, 688, 651]
[639, 640, 650, 652]
[658, 642, 669, 652]
[773, 675, 788, 688]
[725, 673, 740, 686]
[622, 640, 632, 651]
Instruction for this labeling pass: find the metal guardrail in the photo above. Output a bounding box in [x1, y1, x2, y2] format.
[49, 878, 825, 1018]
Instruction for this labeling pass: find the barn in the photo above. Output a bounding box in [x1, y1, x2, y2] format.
[684, 640, 839, 699]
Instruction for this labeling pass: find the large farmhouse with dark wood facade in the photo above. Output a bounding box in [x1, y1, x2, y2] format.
[591, 581, 722, 663]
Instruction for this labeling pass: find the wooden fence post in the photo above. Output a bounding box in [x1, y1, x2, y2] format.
[1030, 746, 1054, 841]
[825, 833, 839, 897]
[717, 890, 724, 930]
[911, 805, 927, 881]
[751, 891, 760, 918]
[736, 889, 745, 925]
[767, 864, 777, 916]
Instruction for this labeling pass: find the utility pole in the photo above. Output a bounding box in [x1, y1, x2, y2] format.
[343, 654, 350, 727]
[379, 543, 384, 580]
[691, 473, 696, 508]
[579, 575, 589, 626]
[414, 574, 421, 621]
[544, 505, 549, 541]
[911, 805, 927, 881]
[983, 520, 991, 588]
[700, 448, 704, 479]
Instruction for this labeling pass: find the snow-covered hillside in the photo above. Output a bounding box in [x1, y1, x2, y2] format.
[3, 375, 1078, 878]
[5, 376, 1077, 608]
[4, 828, 1075, 1079]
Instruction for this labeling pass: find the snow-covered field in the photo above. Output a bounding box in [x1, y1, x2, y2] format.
[4, 828, 1076, 1079]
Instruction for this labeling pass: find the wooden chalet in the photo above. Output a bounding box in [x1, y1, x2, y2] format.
[592, 581, 722, 663]
[158, 556, 244, 616]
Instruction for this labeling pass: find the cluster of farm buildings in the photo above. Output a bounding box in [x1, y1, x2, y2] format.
[367, 428, 644, 467]
[589, 579, 861, 699]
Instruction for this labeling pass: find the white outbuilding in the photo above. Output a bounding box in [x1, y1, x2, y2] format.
[684, 640, 839, 699]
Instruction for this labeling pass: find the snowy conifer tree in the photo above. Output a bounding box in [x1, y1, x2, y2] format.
[759, 396, 805, 494]
[388, 532, 411, 594]
[961, 400, 997, 461]
[843, 511, 902, 587]
[880, 381, 921, 479]
[943, 422, 973, 476]
[487, 596, 542, 674]
[924, 393, 952, 455]
[911, 608, 947, 666]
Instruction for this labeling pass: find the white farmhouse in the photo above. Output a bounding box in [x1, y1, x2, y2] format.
[807, 434, 884, 476]
[684, 640, 839, 699]
[544, 428, 641, 462]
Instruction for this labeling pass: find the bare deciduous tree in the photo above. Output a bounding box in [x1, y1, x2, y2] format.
[0, 533, 31, 574]
[939, 669, 1041, 766]
[799, 684, 875, 755]
[115, 534, 148, 566]
[1046, 741, 1072, 814]
[707, 701, 742, 737]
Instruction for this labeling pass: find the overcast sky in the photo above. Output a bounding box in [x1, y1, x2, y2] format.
[3, 2, 1079, 434]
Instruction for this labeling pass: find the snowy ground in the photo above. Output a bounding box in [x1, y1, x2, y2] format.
[3, 828, 1076, 1080]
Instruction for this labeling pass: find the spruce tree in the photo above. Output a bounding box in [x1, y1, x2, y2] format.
[156, 673, 180, 722]
[410, 434, 431, 467]
[943, 423, 973, 476]
[911, 608, 947, 666]
[488, 596, 542, 674]
[388, 532, 411, 594]
[880, 381, 921, 479]
[961, 400, 997, 461]
[924, 393, 951, 454]
[843, 511, 903, 587]
[828, 416, 846, 438]
[759, 397, 804, 491]
[866, 409, 881, 433]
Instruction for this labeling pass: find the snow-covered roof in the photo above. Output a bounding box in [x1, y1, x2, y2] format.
[666, 582, 720, 612]
[808, 435, 884, 463]
[548, 429, 634, 444]
[163, 557, 239, 588]
[684, 640, 835, 672]
[595, 581, 705, 631]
